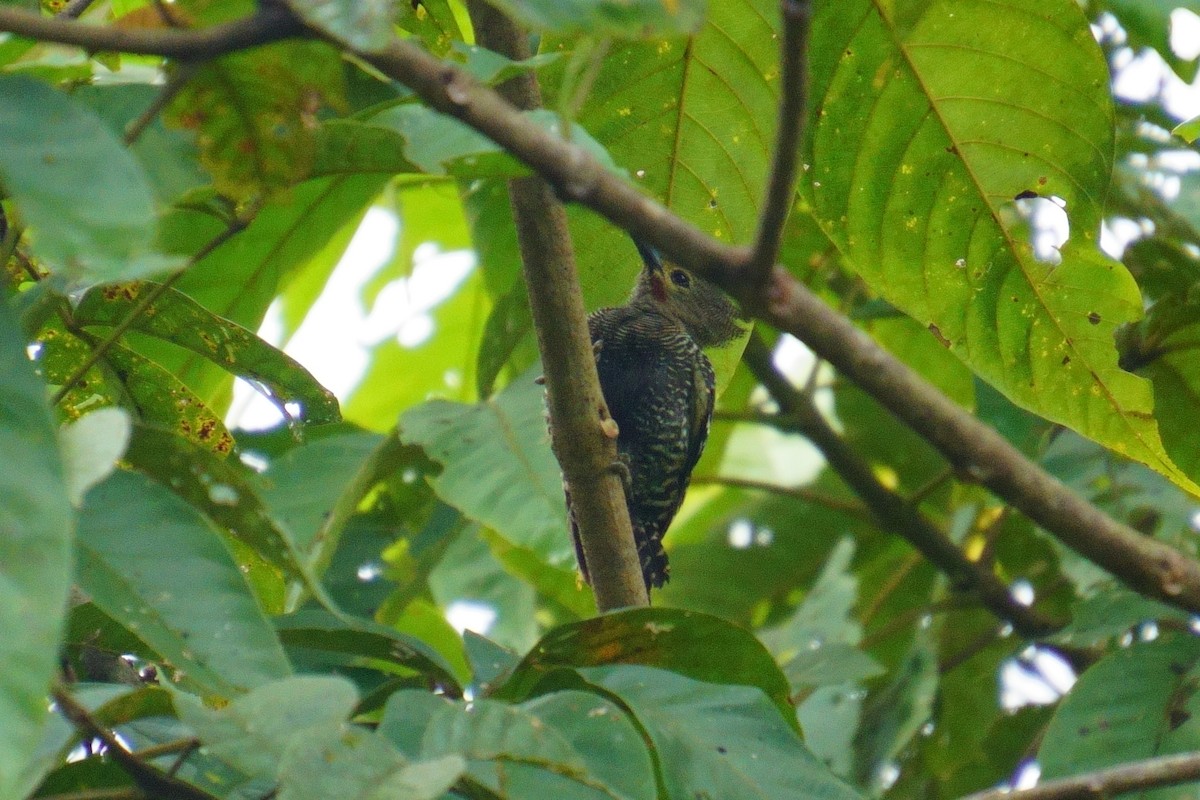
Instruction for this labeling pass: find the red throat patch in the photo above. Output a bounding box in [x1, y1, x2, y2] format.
[649, 273, 668, 303]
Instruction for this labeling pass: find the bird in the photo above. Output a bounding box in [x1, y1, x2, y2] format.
[568, 238, 743, 591]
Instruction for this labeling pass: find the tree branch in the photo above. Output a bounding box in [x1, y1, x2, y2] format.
[465, 2, 647, 609]
[747, 0, 811, 289]
[0, 4, 301, 59]
[51, 686, 216, 800]
[688, 474, 873, 520]
[960, 753, 1200, 800]
[742, 335, 1062, 637]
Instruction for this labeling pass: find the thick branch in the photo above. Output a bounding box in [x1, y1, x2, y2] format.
[960, 753, 1200, 800]
[746, 0, 811, 288]
[743, 335, 1062, 637]
[465, 2, 647, 609]
[0, 5, 301, 58]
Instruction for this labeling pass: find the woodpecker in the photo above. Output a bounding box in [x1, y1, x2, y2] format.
[569, 240, 743, 591]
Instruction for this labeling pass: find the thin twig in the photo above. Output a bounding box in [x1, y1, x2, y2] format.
[58, 0, 98, 19]
[908, 467, 955, 505]
[688, 474, 872, 520]
[51, 211, 252, 406]
[35, 790, 144, 800]
[743, 334, 1063, 637]
[960, 752, 1200, 800]
[51, 686, 216, 800]
[746, 0, 811, 289]
[124, 62, 201, 145]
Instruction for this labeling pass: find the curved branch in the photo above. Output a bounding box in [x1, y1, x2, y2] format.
[960, 753, 1200, 800]
[0, 4, 301, 59]
[742, 335, 1063, 637]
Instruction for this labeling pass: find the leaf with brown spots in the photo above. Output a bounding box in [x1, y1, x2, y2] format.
[74, 281, 339, 426]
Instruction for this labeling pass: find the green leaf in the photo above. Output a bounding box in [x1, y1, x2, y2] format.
[584, 665, 862, 800]
[57, 407, 131, 508]
[122, 423, 332, 613]
[804, 0, 1198, 491]
[852, 630, 938, 791]
[521, 690, 655, 800]
[1052, 586, 1191, 648]
[173, 675, 360, 780]
[70, 83, 210, 206]
[257, 429, 385, 557]
[1174, 113, 1200, 144]
[463, 631, 521, 689]
[0, 76, 165, 281]
[400, 368, 570, 561]
[279, 725, 464, 800]
[485, 0, 706, 36]
[165, 41, 346, 200]
[480, 528, 597, 622]
[275, 609, 463, 693]
[760, 539, 883, 691]
[501, 607, 794, 726]
[544, 0, 779, 304]
[0, 291, 74, 800]
[74, 281, 339, 425]
[1039, 634, 1200, 787]
[76, 469, 292, 696]
[287, 0, 398, 51]
[380, 690, 627, 799]
[37, 325, 235, 454]
[155, 174, 384, 408]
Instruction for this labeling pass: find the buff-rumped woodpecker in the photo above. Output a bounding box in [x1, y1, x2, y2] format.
[569, 240, 743, 591]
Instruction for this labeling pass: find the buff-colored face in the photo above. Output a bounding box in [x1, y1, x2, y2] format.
[632, 253, 744, 348]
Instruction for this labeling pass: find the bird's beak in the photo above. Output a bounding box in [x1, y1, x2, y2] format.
[633, 238, 664, 274]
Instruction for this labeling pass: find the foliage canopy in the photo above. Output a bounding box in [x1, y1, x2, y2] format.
[3, 0, 1200, 798]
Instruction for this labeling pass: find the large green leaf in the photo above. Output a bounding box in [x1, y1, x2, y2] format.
[0, 77, 165, 281]
[279, 725, 463, 800]
[803, 0, 1198, 490]
[1039, 634, 1200, 791]
[380, 690, 632, 800]
[122, 423, 332, 613]
[173, 675, 360, 781]
[400, 367, 570, 562]
[37, 324, 235, 454]
[165, 41, 346, 200]
[275, 609, 463, 693]
[584, 665, 863, 800]
[760, 539, 883, 692]
[486, 0, 706, 36]
[74, 282, 339, 425]
[501, 607, 795, 725]
[76, 470, 293, 696]
[287, 0, 398, 51]
[0, 293, 74, 799]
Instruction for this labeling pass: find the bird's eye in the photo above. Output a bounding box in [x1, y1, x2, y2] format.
[670, 269, 691, 288]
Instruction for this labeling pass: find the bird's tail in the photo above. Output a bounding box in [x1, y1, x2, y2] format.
[567, 499, 670, 591]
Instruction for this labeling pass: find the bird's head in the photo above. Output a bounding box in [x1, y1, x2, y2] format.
[630, 239, 744, 348]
